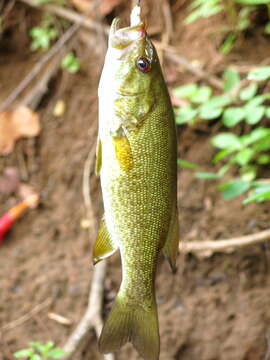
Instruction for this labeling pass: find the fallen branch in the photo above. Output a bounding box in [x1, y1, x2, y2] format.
[180, 228, 270, 255]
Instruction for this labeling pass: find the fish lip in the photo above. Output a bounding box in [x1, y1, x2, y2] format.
[110, 18, 146, 48]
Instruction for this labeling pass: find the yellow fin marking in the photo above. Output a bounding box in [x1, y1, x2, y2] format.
[113, 135, 133, 170]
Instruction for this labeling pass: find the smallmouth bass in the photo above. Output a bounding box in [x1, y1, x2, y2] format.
[94, 6, 179, 360]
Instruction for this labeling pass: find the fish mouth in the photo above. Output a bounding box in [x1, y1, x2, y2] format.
[110, 18, 146, 49]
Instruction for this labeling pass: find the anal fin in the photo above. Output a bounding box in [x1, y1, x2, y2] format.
[93, 218, 118, 265]
[163, 205, 179, 273]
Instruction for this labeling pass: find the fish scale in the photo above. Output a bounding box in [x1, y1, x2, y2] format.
[93, 6, 179, 360]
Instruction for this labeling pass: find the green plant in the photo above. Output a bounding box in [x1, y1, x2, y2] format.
[185, 0, 270, 54]
[175, 66, 270, 203]
[14, 341, 65, 360]
[61, 52, 80, 73]
[174, 66, 270, 127]
[30, 14, 59, 51]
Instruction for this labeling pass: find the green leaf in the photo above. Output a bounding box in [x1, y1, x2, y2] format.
[31, 355, 42, 360]
[199, 105, 222, 119]
[213, 148, 235, 163]
[222, 107, 245, 127]
[245, 106, 265, 124]
[211, 133, 241, 149]
[39, 341, 54, 354]
[199, 94, 232, 119]
[265, 107, 270, 118]
[205, 95, 232, 107]
[244, 95, 266, 109]
[234, 148, 254, 166]
[61, 52, 80, 74]
[195, 172, 221, 179]
[253, 137, 270, 151]
[239, 83, 258, 101]
[177, 158, 198, 169]
[220, 33, 237, 55]
[237, 7, 253, 31]
[14, 349, 34, 358]
[257, 154, 270, 164]
[241, 165, 257, 181]
[175, 105, 198, 124]
[184, 3, 224, 24]
[223, 68, 240, 92]
[265, 22, 270, 34]
[241, 127, 270, 146]
[244, 189, 270, 204]
[190, 86, 212, 103]
[248, 66, 270, 81]
[47, 348, 65, 359]
[172, 83, 198, 99]
[29, 342, 43, 351]
[219, 180, 250, 199]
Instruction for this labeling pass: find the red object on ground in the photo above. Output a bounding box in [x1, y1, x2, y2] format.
[0, 213, 13, 243]
[0, 194, 39, 244]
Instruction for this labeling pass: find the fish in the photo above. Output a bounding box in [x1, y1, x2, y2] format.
[94, 5, 179, 360]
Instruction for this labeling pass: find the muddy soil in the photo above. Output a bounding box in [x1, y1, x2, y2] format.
[1, 1, 270, 360]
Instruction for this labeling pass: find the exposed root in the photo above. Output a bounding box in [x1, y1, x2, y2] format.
[180, 228, 270, 257]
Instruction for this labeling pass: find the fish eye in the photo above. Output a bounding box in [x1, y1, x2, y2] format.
[136, 57, 151, 73]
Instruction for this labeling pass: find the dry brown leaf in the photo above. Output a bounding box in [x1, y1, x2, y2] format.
[0, 106, 41, 155]
[69, 0, 123, 16]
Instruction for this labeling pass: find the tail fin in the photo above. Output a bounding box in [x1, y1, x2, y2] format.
[99, 296, 160, 360]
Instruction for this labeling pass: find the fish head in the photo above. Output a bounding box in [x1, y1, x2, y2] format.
[108, 18, 157, 97]
[99, 17, 164, 130]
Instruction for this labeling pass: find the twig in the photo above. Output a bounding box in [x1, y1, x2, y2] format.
[0, 297, 52, 331]
[180, 228, 270, 256]
[161, 0, 173, 43]
[22, 54, 63, 109]
[163, 47, 224, 90]
[0, 18, 81, 111]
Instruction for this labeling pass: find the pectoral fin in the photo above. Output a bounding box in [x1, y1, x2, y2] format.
[93, 218, 118, 265]
[95, 137, 102, 175]
[113, 134, 133, 171]
[163, 206, 179, 273]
